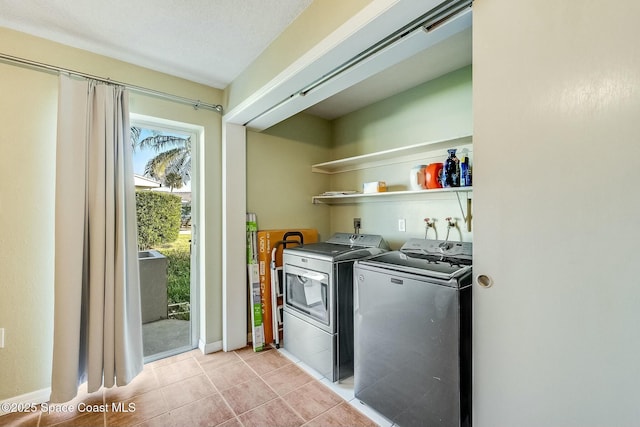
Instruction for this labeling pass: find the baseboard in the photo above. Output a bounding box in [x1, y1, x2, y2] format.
[198, 339, 223, 354]
[0, 387, 51, 416]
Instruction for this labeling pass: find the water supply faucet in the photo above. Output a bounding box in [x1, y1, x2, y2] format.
[439, 217, 457, 251]
[424, 217, 435, 239]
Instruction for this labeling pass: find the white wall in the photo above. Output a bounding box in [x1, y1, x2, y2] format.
[473, 1, 640, 425]
[0, 62, 57, 400]
[247, 113, 332, 239]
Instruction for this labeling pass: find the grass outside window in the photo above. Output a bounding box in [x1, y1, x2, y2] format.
[153, 233, 191, 319]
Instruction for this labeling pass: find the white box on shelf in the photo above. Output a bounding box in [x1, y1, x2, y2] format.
[363, 181, 387, 194]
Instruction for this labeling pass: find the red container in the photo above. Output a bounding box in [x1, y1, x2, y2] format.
[425, 163, 443, 189]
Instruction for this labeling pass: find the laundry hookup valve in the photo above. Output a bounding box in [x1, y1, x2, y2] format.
[424, 217, 435, 239]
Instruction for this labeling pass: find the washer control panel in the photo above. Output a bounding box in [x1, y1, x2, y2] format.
[401, 238, 472, 258]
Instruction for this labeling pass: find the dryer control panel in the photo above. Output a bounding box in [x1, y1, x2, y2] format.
[326, 233, 390, 249]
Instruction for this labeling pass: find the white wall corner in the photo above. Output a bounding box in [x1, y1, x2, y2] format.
[221, 122, 248, 351]
[198, 339, 223, 355]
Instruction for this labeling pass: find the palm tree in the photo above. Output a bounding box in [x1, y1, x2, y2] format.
[164, 172, 184, 192]
[131, 127, 191, 188]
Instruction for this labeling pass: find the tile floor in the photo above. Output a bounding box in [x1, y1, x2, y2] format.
[0, 346, 388, 427]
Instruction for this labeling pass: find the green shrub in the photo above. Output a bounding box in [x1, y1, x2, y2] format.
[136, 191, 181, 250]
[165, 249, 191, 305]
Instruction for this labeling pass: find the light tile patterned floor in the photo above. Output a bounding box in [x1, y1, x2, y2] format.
[0, 346, 380, 427]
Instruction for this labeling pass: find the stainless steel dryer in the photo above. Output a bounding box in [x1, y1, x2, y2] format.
[353, 238, 472, 427]
[282, 233, 389, 382]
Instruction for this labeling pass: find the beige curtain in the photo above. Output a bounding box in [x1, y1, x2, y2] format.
[51, 75, 143, 403]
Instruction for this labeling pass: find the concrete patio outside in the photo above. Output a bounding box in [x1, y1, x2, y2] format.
[142, 318, 190, 357]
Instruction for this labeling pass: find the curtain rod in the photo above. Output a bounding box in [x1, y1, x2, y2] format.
[0, 52, 224, 113]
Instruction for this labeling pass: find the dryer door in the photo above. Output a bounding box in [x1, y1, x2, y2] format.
[284, 264, 331, 332]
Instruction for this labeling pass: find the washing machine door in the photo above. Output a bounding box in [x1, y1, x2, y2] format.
[361, 250, 471, 282]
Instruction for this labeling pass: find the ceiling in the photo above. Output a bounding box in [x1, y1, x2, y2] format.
[0, 0, 313, 89]
[0, 0, 472, 120]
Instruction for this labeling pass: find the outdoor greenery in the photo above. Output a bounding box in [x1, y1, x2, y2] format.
[131, 127, 191, 189]
[181, 202, 192, 227]
[133, 127, 192, 320]
[154, 233, 191, 317]
[164, 172, 184, 192]
[135, 191, 181, 249]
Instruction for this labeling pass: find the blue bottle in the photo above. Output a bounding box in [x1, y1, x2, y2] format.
[441, 148, 460, 187]
[460, 157, 468, 187]
[464, 157, 472, 186]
